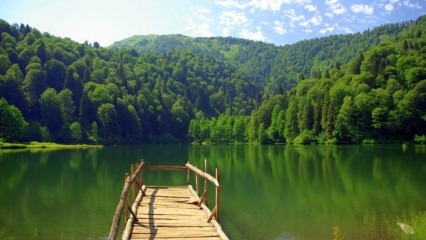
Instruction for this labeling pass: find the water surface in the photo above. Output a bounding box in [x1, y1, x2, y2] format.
[0, 145, 425, 239]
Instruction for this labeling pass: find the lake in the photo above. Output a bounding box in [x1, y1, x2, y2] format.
[0, 144, 425, 239]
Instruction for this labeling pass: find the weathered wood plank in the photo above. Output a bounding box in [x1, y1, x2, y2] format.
[134, 221, 213, 227]
[139, 203, 198, 209]
[131, 231, 219, 237]
[131, 236, 221, 240]
[127, 186, 227, 240]
[132, 227, 218, 233]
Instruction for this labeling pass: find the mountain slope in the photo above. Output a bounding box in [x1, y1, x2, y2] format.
[111, 21, 411, 92]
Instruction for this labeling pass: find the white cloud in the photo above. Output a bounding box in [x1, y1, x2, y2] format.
[186, 19, 214, 37]
[218, 10, 250, 36]
[350, 4, 374, 14]
[219, 10, 250, 27]
[239, 26, 267, 41]
[299, 15, 322, 27]
[192, 7, 211, 21]
[214, 0, 248, 9]
[403, 0, 422, 8]
[185, 7, 214, 37]
[273, 21, 288, 35]
[325, 0, 347, 15]
[248, 0, 312, 11]
[384, 0, 403, 11]
[341, 27, 353, 34]
[320, 26, 335, 34]
[324, 12, 334, 18]
[249, 0, 286, 11]
[385, 4, 394, 11]
[283, 9, 306, 27]
[304, 4, 317, 12]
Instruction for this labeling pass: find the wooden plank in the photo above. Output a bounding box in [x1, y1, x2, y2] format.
[139, 203, 198, 209]
[134, 221, 213, 227]
[131, 231, 219, 237]
[127, 185, 227, 240]
[137, 208, 205, 215]
[132, 226, 218, 233]
[137, 214, 206, 219]
[131, 236, 221, 240]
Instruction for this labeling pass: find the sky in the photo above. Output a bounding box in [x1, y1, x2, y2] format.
[1, 0, 425, 47]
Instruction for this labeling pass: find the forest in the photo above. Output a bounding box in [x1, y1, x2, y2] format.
[0, 16, 425, 144]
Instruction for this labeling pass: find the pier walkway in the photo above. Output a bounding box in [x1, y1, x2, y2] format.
[108, 161, 229, 240]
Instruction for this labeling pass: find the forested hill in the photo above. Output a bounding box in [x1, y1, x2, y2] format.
[111, 23, 409, 91]
[1, 16, 425, 145]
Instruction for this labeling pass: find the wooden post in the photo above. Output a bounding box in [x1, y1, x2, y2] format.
[141, 165, 144, 187]
[204, 159, 208, 206]
[124, 173, 129, 221]
[215, 168, 220, 223]
[195, 166, 199, 194]
[130, 164, 135, 200]
[186, 161, 190, 185]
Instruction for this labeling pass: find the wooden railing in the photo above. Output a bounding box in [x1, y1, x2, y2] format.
[108, 159, 224, 240]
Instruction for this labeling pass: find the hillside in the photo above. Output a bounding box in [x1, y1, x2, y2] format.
[111, 22, 409, 92]
[1, 16, 425, 144]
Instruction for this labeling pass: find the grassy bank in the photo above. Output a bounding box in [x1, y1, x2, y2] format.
[0, 141, 103, 149]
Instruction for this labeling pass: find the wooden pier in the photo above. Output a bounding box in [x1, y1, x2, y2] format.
[108, 160, 229, 240]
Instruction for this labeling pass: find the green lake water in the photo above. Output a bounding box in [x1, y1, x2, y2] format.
[0, 145, 425, 239]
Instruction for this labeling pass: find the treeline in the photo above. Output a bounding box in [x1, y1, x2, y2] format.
[0, 19, 259, 143]
[1, 16, 425, 144]
[188, 16, 426, 144]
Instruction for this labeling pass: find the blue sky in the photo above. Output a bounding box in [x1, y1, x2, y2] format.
[1, 0, 425, 47]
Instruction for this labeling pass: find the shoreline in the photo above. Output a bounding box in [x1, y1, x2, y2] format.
[0, 141, 103, 150]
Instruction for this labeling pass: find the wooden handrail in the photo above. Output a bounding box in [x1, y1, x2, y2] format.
[108, 160, 145, 240]
[143, 165, 187, 171]
[186, 162, 219, 187]
[108, 177, 130, 240]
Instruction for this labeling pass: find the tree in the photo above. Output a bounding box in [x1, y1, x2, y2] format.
[44, 59, 67, 91]
[0, 64, 27, 111]
[70, 121, 82, 142]
[268, 104, 283, 142]
[0, 98, 28, 141]
[284, 96, 299, 143]
[24, 59, 46, 109]
[188, 119, 201, 143]
[97, 103, 117, 139]
[372, 107, 388, 138]
[58, 89, 75, 123]
[0, 53, 11, 74]
[333, 96, 359, 143]
[39, 88, 62, 134]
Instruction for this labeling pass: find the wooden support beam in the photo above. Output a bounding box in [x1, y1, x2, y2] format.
[198, 191, 207, 208]
[207, 206, 217, 222]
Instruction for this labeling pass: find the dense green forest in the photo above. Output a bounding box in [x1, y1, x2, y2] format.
[0, 16, 425, 144]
